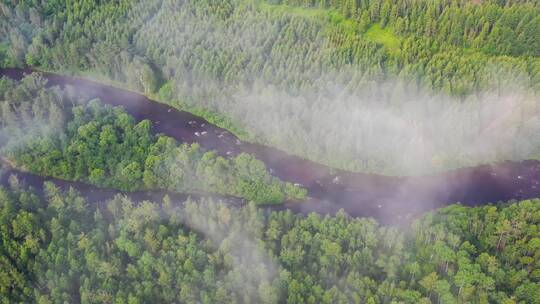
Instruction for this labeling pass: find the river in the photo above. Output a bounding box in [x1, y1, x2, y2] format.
[2, 68, 540, 224]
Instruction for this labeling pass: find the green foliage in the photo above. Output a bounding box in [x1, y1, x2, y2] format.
[0, 75, 304, 203]
[364, 23, 401, 54]
[0, 43, 15, 68]
[175, 102, 251, 140]
[1, 2, 539, 302]
[273, 0, 540, 57]
[0, 181, 538, 303]
[157, 81, 173, 101]
[0, 0, 538, 174]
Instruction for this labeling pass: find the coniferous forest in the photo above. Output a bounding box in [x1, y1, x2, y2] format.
[0, 0, 539, 303]
[1, 0, 539, 173]
[1, 181, 539, 303]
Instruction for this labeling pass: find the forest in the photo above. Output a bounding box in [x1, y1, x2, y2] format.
[0, 180, 538, 303]
[0, 1, 539, 303]
[272, 0, 539, 57]
[0, 74, 306, 203]
[0, 0, 538, 174]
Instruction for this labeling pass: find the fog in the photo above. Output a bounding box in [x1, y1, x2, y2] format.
[3, 0, 539, 176]
[180, 200, 279, 302]
[1, 1, 539, 302]
[0, 76, 67, 161]
[229, 76, 539, 175]
[132, 0, 540, 175]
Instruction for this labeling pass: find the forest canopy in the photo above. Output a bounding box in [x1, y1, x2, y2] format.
[0, 2, 539, 303]
[0, 180, 538, 303]
[0, 74, 306, 203]
[1, 0, 538, 174]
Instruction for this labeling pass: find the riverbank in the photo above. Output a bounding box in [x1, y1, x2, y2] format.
[0, 156, 15, 169]
[2, 67, 540, 225]
[29, 66, 254, 143]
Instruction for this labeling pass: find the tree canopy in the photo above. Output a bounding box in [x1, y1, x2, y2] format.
[1, 0, 538, 174]
[0, 74, 305, 203]
[0, 180, 538, 303]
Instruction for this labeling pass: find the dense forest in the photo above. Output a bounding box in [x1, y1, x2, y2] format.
[0, 1, 539, 303]
[0, 180, 538, 303]
[0, 74, 306, 203]
[273, 0, 539, 57]
[1, 0, 538, 174]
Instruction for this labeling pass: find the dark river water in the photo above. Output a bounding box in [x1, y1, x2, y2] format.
[2, 68, 540, 224]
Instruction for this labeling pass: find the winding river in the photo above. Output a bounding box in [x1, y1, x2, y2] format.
[2, 68, 540, 224]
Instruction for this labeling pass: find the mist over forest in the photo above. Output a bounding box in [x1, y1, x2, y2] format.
[1, 0, 539, 174]
[0, 0, 539, 303]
